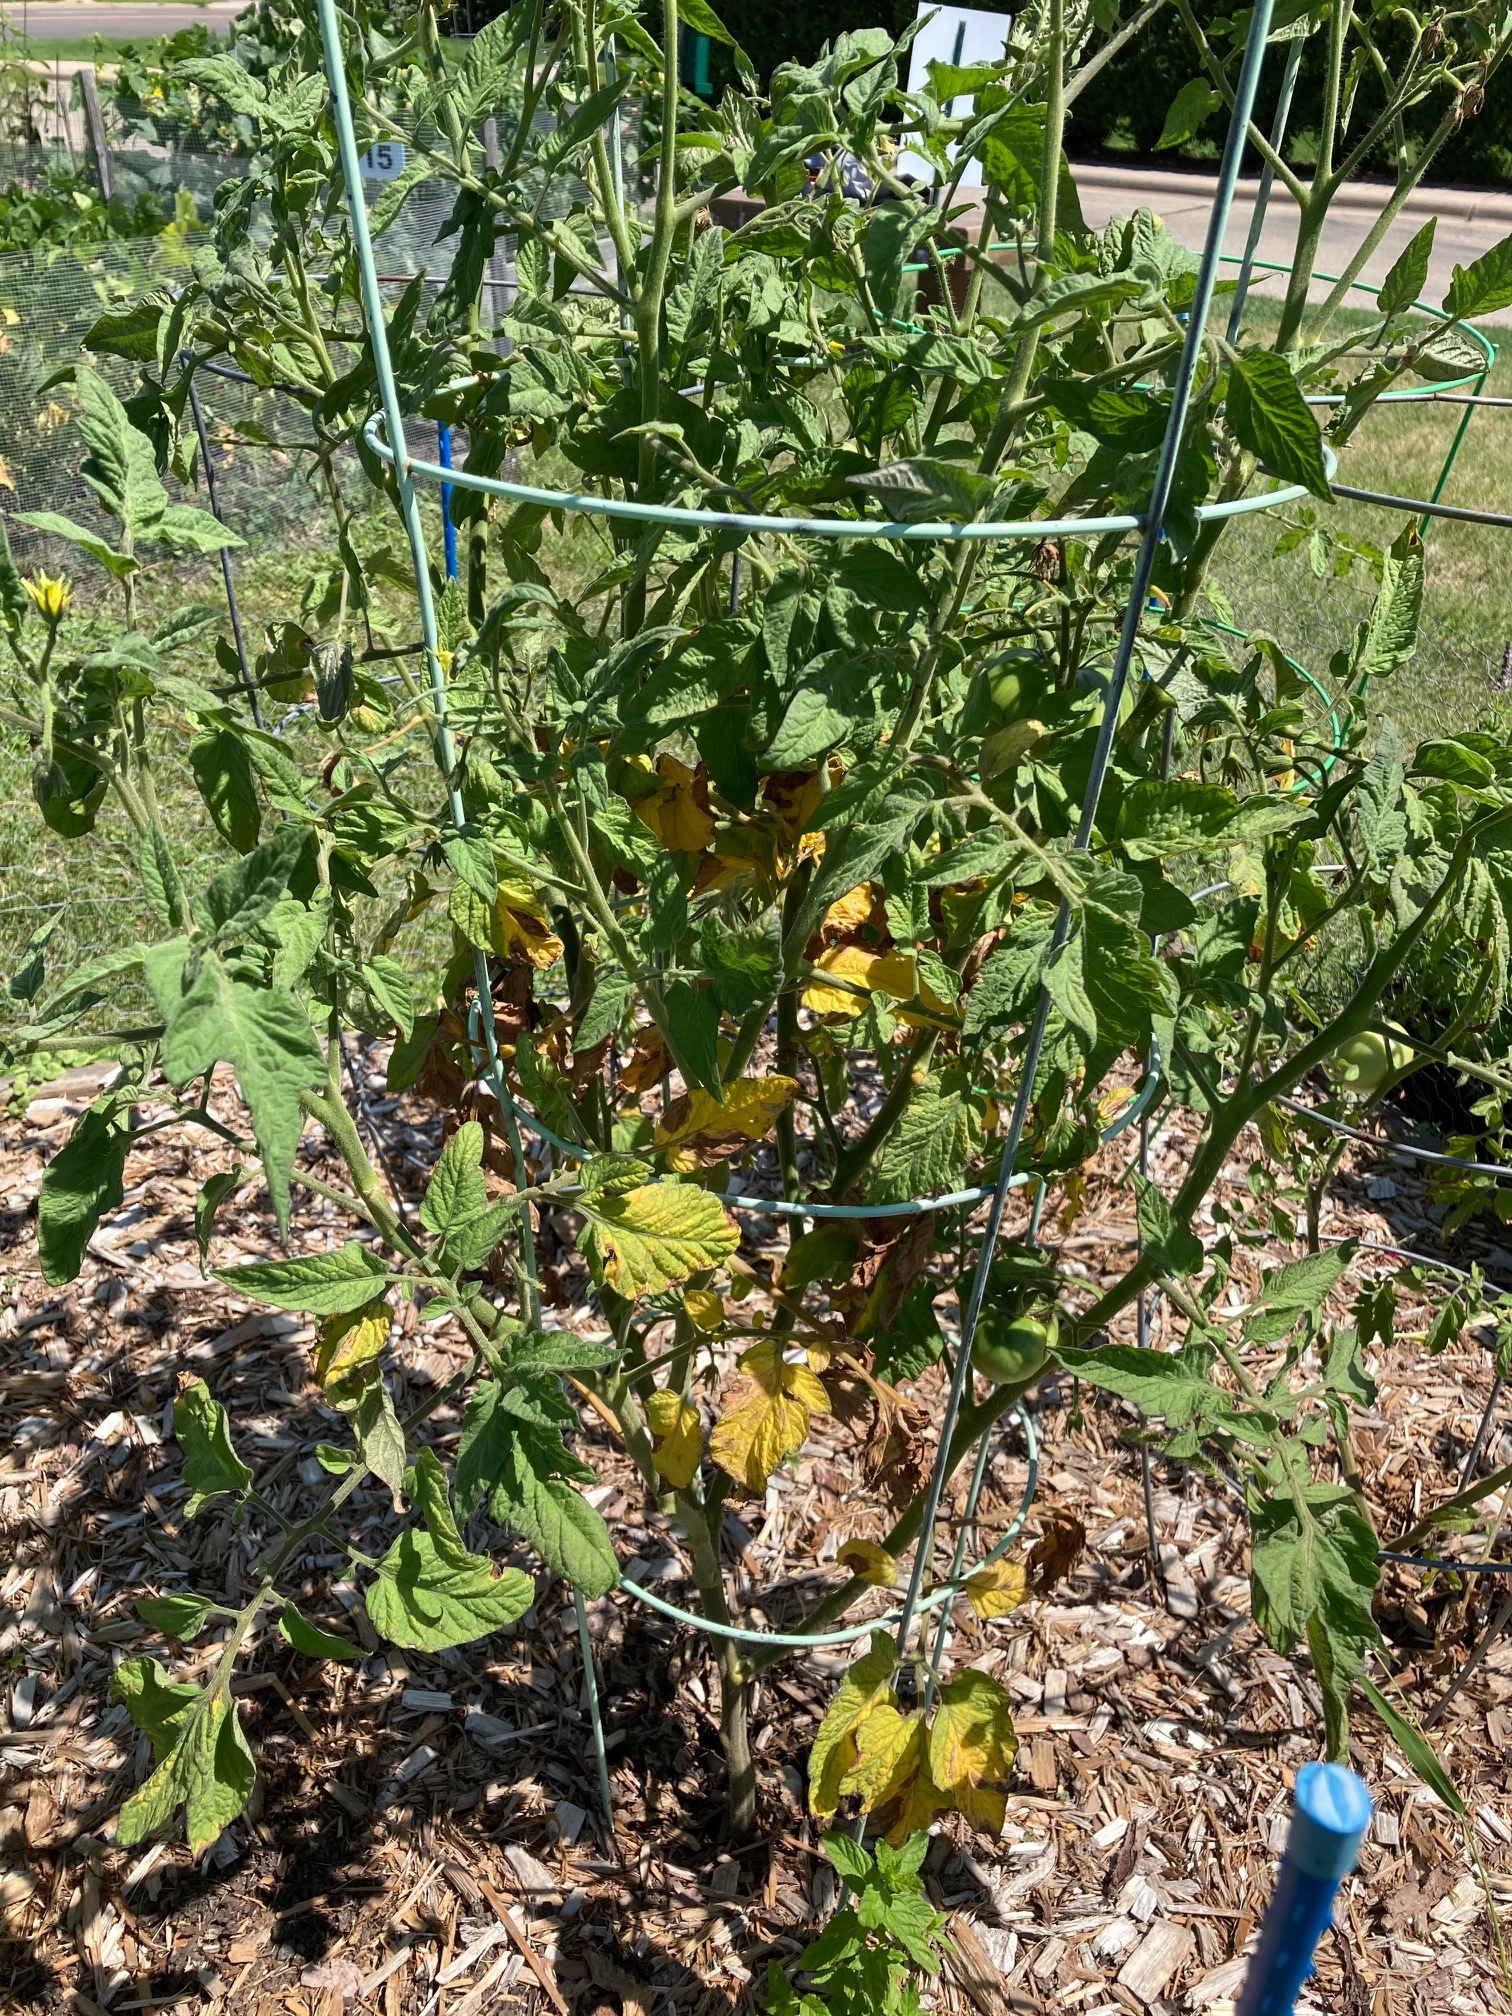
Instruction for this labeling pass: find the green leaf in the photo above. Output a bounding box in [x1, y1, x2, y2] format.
[189, 730, 261, 854]
[1351, 525, 1423, 682]
[1357, 1676, 1465, 1814]
[489, 1450, 620, 1598]
[1117, 778, 1240, 858]
[868, 1079, 977, 1206]
[115, 1685, 255, 1855]
[198, 1161, 248, 1266]
[1378, 219, 1435, 319]
[135, 1594, 214, 1640]
[14, 508, 133, 579]
[155, 504, 242, 554]
[1227, 350, 1330, 500]
[139, 823, 185, 927]
[38, 1098, 130, 1285]
[1259, 1244, 1352, 1314]
[420, 1121, 489, 1239]
[113, 1656, 198, 1753]
[278, 1602, 360, 1662]
[1156, 78, 1219, 149]
[161, 958, 323, 1233]
[1443, 227, 1512, 321]
[442, 828, 498, 903]
[365, 1528, 534, 1652]
[200, 823, 308, 937]
[74, 366, 166, 536]
[360, 951, 415, 1040]
[1249, 1480, 1380, 1667]
[664, 981, 722, 1098]
[174, 1379, 252, 1517]
[1133, 1173, 1203, 1276]
[1056, 1340, 1234, 1429]
[217, 1241, 388, 1314]
[408, 1446, 472, 1569]
[337, 1366, 408, 1507]
[578, 1181, 739, 1298]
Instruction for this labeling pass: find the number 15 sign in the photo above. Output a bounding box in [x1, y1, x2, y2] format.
[360, 141, 407, 181]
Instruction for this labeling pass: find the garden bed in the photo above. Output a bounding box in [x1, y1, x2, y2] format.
[1, 1063, 1508, 2016]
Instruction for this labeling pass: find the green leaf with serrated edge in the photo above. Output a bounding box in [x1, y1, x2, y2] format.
[174, 1380, 251, 1517]
[139, 823, 184, 927]
[1444, 227, 1512, 321]
[115, 1687, 256, 1855]
[408, 1446, 471, 1569]
[442, 1198, 515, 1274]
[135, 1594, 214, 1640]
[1379, 219, 1435, 319]
[194, 1166, 244, 1271]
[664, 980, 722, 1098]
[361, 956, 414, 1041]
[189, 730, 261, 855]
[442, 828, 498, 903]
[1357, 1676, 1465, 1814]
[316, 1443, 354, 1473]
[365, 1528, 533, 1652]
[868, 1079, 976, 1206]
[575, 970, 631, 1052]
[1227, 349, 1330, 500]
[489, 1452, 619, 1598]
[156, 504, 241, 554]
[161, 958, 322, 1234]
[1258, 1244, 1353, 1313]
[420, 1121, 488, 1239]
[333, 1365, 407, 1507]
[1352, 525, 1422, 681]
[278, 1602, 360, 1662]
[809, 1631, 898, 1817]
[1156, 77, 1218, 149]
[1055, 1342, 1235, 1429]
[38, 1099, 130, 1286]
[1133, 1172, 1203, 1276]
[13, 509, 133, 578]
[200, 823, 307, 936]
[113, 1657, 199, 1753]
[493, 1329, 616, 1375]
[217, 1241, 388, 1314]
[578, 1182, 738, 1299]
[1248, 1481, 1380, 1663]
[74, 366, 166, 535]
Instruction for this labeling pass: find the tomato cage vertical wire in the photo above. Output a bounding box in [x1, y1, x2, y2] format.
[315, 0, 614, 1827]
[886, 0, 1283, 1687]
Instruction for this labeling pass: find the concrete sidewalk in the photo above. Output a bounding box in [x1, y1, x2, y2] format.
[1067, 159, 1512, 331]
[12, 0, 240, 39]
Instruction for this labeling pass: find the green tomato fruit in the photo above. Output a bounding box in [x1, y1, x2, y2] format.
[970, 1307, 1058, 1385]
[1325, 1028, 1409, 1097]
[988, 650, 1052, 724]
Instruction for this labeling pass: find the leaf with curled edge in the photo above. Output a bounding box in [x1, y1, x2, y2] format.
[646, 1389, 703, 1489]
[709, 1338, 831, 1492]
[578, 1180, 739, 1300]
[808, 1630, 898, 1817]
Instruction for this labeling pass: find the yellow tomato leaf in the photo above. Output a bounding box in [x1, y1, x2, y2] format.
[807, 1630, 897, 1817]
[802, 943, 917, 1018]
[634, 755, 716, 853]
[314, 1299, 391, 1392]
[963, 1559, 1029, 1619]
[708, 1386, 810, 1493]
[838, 1700, 929, 1815]
[645, 1389, 703, 1489]
[496, 869, 565, 970]
[578, 1182, 739, 1300]
[821, 883, 876, 935]
[707, 1338, 831, 1491]
[682, 1288, 725, 1331]
[836, 1538, 897, 1588]
[655, 1075, 798, 1172]
[927, 1668, 1018, 1836]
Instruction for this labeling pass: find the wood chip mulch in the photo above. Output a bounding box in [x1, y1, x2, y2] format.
[1, 1059, 1510, 2016]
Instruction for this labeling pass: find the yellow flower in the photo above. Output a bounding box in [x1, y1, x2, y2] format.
[23, 573, 70, 623]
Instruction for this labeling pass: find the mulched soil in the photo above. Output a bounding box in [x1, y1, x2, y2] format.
[2, 1057, 1510, 2016]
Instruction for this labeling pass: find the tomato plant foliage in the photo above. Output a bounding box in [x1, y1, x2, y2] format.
[5, 0, 1512, 1851]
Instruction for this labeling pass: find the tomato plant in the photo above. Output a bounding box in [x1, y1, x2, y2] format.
[6, 0, 1512, 1859]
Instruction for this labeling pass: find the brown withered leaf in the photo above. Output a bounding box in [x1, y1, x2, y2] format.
[860, 1386, 932, 1514]
[620, 1021, 671, 1095]
[1027, 1508, 1086, 1593]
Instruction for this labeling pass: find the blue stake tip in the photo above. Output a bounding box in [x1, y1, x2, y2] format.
[1290, 1763, 1373, 1880]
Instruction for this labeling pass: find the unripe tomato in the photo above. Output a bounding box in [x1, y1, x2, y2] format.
[1325, 1028, 1409, 1097]
[970, 1306, 1058, 1385]
[988, 650, 1052, 724]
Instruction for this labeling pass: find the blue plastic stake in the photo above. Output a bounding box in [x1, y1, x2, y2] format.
[1236, 1763, 1373, 2016]
[437, 423, 458, 580]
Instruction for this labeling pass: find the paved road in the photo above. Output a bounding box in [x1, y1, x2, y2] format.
[1069, 160, 1512, 331]
[12, 0, 240, 37]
